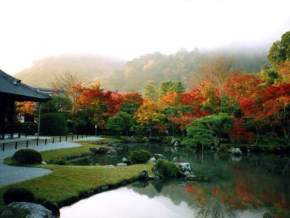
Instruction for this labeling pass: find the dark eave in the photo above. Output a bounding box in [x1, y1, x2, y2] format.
[0, 69, 51, 102]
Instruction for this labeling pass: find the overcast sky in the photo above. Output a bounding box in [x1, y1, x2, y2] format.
[0, 0, 289, 74]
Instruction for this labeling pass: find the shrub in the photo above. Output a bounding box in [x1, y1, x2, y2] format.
[40, 113, 67, 136]
[12, 149, 42, 164]
[154, 159, 180, 178]
[129, 149, 151, 163]
[3, 188, 35, 204]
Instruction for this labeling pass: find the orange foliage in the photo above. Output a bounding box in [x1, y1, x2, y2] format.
[160, 91, 178, 106]
[224, 73, 263, 101]
[240, 83, 290, 120]
[17, 101, 36, 115]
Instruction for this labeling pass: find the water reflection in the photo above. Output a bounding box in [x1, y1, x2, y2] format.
[62, 143, 290, 217]
[61, 187, 196, 218]
[61, 182, 268, 218]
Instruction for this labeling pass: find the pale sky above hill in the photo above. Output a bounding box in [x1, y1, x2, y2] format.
[0, 0, 289, 74]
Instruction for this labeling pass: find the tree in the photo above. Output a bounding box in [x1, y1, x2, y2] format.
[120, 92, 143, 114]
[135, 100, 163, 136]
[107, 112, 133, 135]
[143, 81, 159, 101]
[16, 101, 37, 122]
[224, 72, 263, 102]
[160, 81, 185, 96]
[50, 72, 81, 93]
[268, 31, 290, 66]
[185, 113, 233, 159]
[41, 95, 72, 113]
[71, 82, 122, 129]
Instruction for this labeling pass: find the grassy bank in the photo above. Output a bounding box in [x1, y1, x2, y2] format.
[0, 163, 153, 208]
[1, 138, 153, 210]
[5, 139, 114, 165]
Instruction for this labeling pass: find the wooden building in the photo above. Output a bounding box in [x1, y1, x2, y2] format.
[0, 69, 50, 137]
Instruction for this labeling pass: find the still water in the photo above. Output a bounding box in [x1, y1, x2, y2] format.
[61, 143, 290, 218]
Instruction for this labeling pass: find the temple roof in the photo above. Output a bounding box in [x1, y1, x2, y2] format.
[0, 69, 51, 101]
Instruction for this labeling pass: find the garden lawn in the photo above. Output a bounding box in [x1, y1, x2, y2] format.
[0, 163, 153, 208]
[5, 141, 110, 164]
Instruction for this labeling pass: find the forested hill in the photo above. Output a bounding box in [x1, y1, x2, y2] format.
[103, 48, 268, 92]
[16, 48, 268, 91]
[15, 54, 125, 88]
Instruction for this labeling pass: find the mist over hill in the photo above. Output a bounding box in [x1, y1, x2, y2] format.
[16, 54, 125, 88]
[103, 47, 268, 91]
[16, 47, 268, 91]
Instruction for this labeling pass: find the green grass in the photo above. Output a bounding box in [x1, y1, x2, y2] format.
[1, 138, 153, 209]
[5, 141, 109, 165]
[0, 164, 153, 207]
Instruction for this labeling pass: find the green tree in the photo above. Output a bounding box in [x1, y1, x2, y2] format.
[143, 81, 159, 101]
[268, 31, 290, 66]
[186, 113, 233, 146]
[160, 81, 185, 95]
[41, 95, 72, 113]
[107, 112, 134, 135]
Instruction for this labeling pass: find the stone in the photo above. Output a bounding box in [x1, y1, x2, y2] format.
[149, 157, 156, 163]
[229, 147, 242, 156]
[41, 161, 47, 165]
[2, 202, 53, 218]
[121, 157, 128, 163]
[138, 170, 149, 181]
[116, 163, 127, 167]
[154, 153, 165, 160]
[177, 162, 191, 173]
[107, 148, 117, 155]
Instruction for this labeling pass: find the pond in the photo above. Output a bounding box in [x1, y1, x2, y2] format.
[61, 143, 290, 217]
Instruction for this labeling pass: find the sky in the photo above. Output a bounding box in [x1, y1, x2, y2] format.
[0, 0, 289, 74]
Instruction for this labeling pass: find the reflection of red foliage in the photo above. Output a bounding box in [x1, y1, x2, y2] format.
[185, 183, 207, 205]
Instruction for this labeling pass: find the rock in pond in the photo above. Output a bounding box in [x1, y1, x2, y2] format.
[176, 162, 191, 173]
[229, 147, 242, 156]
[0, 202, 53, 218]
[116, 163, 127, 167]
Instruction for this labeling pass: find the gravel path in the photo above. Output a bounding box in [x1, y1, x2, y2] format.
[0, 136, 102, 187]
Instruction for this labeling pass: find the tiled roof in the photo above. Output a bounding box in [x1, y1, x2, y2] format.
[0, 69, 50, 101]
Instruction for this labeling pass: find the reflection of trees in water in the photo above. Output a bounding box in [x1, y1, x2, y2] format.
[129, 180, 198, 207]
[197, 197, 235, 218]
[126, 143, 290, 216]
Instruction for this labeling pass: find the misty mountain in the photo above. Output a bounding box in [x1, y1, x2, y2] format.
[103, 48, 268, 92]
[15, 48, 268, 92]
[16, 54, 125, 88]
